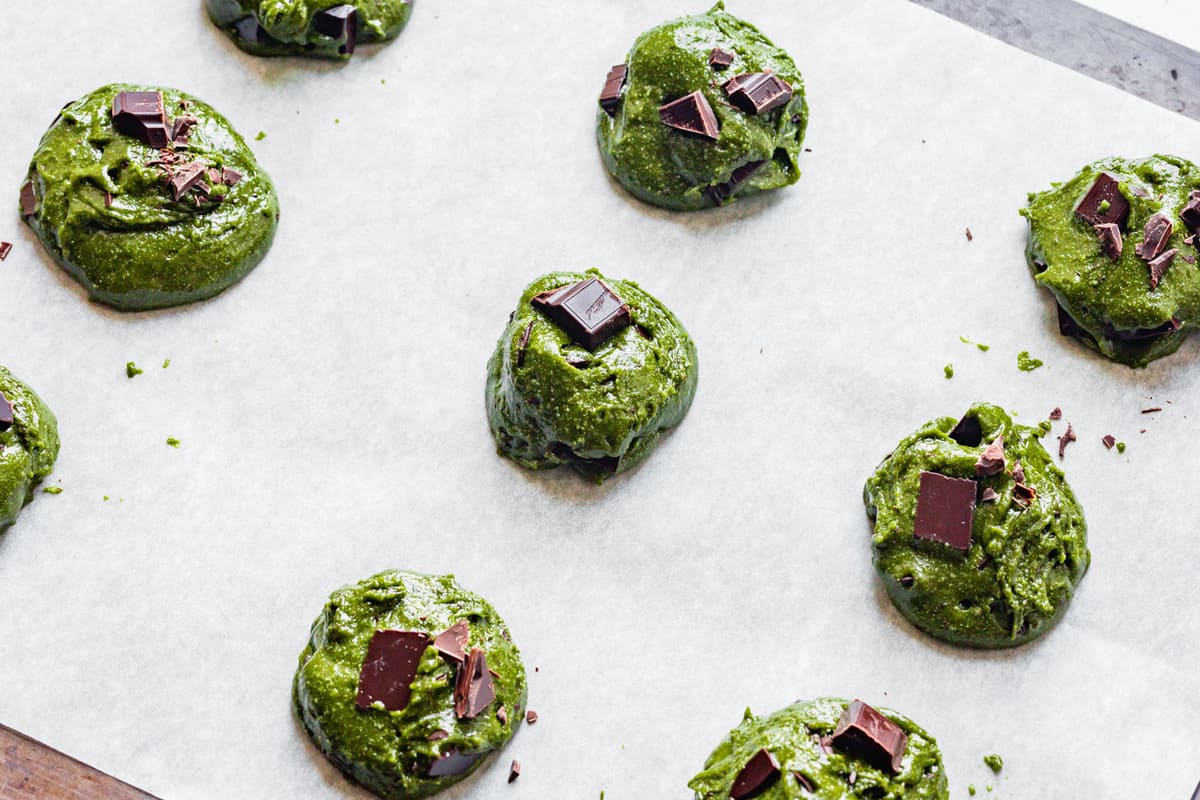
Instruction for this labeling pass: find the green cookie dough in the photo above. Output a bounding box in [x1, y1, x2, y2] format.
[0, 366, 59, 533]
[864, 403, 1090, 648]
[1021, 155, 1200, 367]
[689, 698, 949, 799]
[20, 84, 279, 311]
[206, 0, 412, 58]
[294, 570, 527, 799]
[597, 2, 808, 210]
[485, 269, 698, 482]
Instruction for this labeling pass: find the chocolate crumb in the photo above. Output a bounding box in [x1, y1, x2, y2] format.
[1012, 461, 1025, 484]
[898, 575, 915, 588]
[526, 710, 538, 724]
[1012, 483, 1036, 504]
[222, 167, 242, 186]
[1141, 407, 1162, 414]
[1102, 434, 1116, 449]
[793, 772, 816, 792]
[980, 487, 999, 503]
[0, 242, 11, 261]
[496, 706, 508, 725]
[1049, 407, 1062, 420]
[508, 760, 521, 783]
[975, 436, 1005, 477]
[965, 227, 973, 241]
[1057, 423, 1076, 458]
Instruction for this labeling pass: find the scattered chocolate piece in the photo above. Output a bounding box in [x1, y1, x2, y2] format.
[1187, 233, 1198, 247]
[709, 48, 735, 69]
[526, 710, 538, 724]
[1136, 213, 1174, 262]
[1094, 222, 1123, 259]
[169, 162, 208, 202]
[434, 620, 470, 664]
[1142, 407, 1163, 414]
[1181, 192, 1200, 233]
[171, 114, 198, 143]
[729, 748, 781, 799]
[454, 647, 496, 720]
[1102, 434, 1116, 449]
[0, 392, 12, 430]
[1012, 461, 1026, 484]
[707, 160, 764, 204]
[1148, 249, 1177, 289]
[898, 575, 915, 588]
[515, 320, 535, 367]
[1049, 407, 1062, 420]
[428, 730, 449, 741]
[599, 64, 628, 116]
[948, 414, 983, 447]
[0, 242, 11, 261]
[1183, 253, 1196, 264]
[723, 72, 793, 115]
[507, 760, 521, 783]
[1074, 173, 1129, 229]
[965, 227, 973, 241]
[313, 4, 358, 55]
[792, 772, 816, 793]
[104, 192, 114, 207]
[830, 700, 908, 774]
[427, 750, 480, 778]
[1057, 422, 1076, 458]
[913, 471, 975, 551]
[497, 706, 508, 725]
[975, 436, 1005, 477]
[20, 181, 37, 217]
[530, 278, 631, 350]
[980, 487, 1000, 503]
[1013, 483, 1036, 504]
[355, 630, 432, 711]
[659, 91, 720, 140]
[222, 167, 242, 186]
[111, 91, 169, 148]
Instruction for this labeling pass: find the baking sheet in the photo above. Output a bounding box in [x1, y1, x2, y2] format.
[0, 2, 1198, 798]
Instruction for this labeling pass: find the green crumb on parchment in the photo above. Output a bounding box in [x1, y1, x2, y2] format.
[984, 754, 1003, 773]
[969, 787, 976, 797]
[959, 336, 991, 351]
[103, 495, 109, 501]
[162, 358, 170, 368]
[1017, 351, 1044, 371]
[1117, 441, 1126, 453]
[944, 364, 954, 379]
[126, 361, 143, 378]
[166, 437, 181, 448]
[43, 486, 62, 495]
[255, 131, 266, 141]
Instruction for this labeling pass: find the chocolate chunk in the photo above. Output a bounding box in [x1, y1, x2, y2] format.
[659, 91, 719, 140]
[111, 91, 169, 148]
[434, 620, 470, 664]
[531, 278, 631, 350]
[222, 167, 242, 186]
[454, 647, 496, 720]
[0, 392, 12, 430]
[980, 487, 1000, 503]
[792, 772, 816, 793]
[1012, 461, 1025, 484]
[830, 700, 908, 774]
[1094, 222, 1123, 259]
[913, 472, 975, 551]
[0, 242, 11, 261]
[1181, 193, 1200, 233]
[1057, 422, 1076, 458]
[707, 160, 764, 204]
[948, 414, 983, 447]
[507, 760, 521, 783]
[235, 15, 269, 44]
[1136, 213, 1174, 262]
[1049, 407, 1062, 420]
[975, 436, 1005, 477]
[20, 181, 37, 217]
[1102, 434, 1116, 449]
[427, 750, 480, 778]
[723, 72, 793, 115]
[1012, 483, 1036, 504]
[356, 630, 431, 711]
[313, 4, 358, 55]
[1148, 248, 1177, 289]
[709, 48, 735, 69]
[169, 163, 208, 201]
[599, 64, 628, 116]
[171, 114, 198, 143]
[1074, 173, 1129, 229]
[729, 748, 780, 799]
[526, 710, 538, 724]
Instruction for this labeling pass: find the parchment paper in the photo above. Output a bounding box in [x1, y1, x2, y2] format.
[0, 2, 1197, 798]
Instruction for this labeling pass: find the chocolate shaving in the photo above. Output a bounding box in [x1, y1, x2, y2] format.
[659, 91, 719, 140]
[531, 278, 630, 350]
[1075, 173, 1129, 228]
[730, 748, 781, 799]
[19, 181, 37, 217]
[427, 750, 480, 778]
[974, 436, 1005, 477]
[723, 71, 793, 115]
[830, 700, 908, 774]
[980, 487, 1000, 503]
[1094, 222, 1123, 259]
[111, 91, 169, 148]
[515, 320, 535, 367]
[1012, 483, 1036, 504]
[599, 64, 628, 116]
[313, 4, 358, 55]
[434, 620, 470, 664]
[707, 160, 764, 204]
[1148, 249, 1177, 289]
[1049, 407, 1062, 420]
[1142, 407, 1163, 414]
[0, 242, 11, 261]
[1012, 461, 1025, 484]
[171, 114, 198, 143]
[1136, 213, 1174, 262]
[1057, 422, 1076, 458]
[453, 648, 496, 720]
[913, 471, 975, 551]
[508, 760, 521, 783]
[1102, 434, 1116, 449]
[709, 48, 735, 69]
[222, 167, 243, 186]
[355, 630, 432, 711]
[0, 392, 12, 430]
[792, 772, 816, 793]
[169, 162, 208, 201]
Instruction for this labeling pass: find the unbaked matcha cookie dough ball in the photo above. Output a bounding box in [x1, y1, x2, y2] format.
[597, 1, 808, 210]
[486, 269, 698, 482]
[1022, 155, 1200, 366]
[294, 570, 527, 799]
[206, 0, 412, 58]
[0, 366, 59, 533]
[690, 698, 949, 799]
[864, 403, 1089, 649]
[20, 84, 278, 311]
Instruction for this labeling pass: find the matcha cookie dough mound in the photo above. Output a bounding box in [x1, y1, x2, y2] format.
[20, 84, 279, 311]
[486, 269, 698, 482]
[864, 403, 1089, 649]
[206, 0, 412, 58]
[0, 367, 59, 533]
[690, 698, 948, 799]
[294, 570, 527, 799]
[1022, 155, 1200, 366]
[597, 2, 808, 210]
